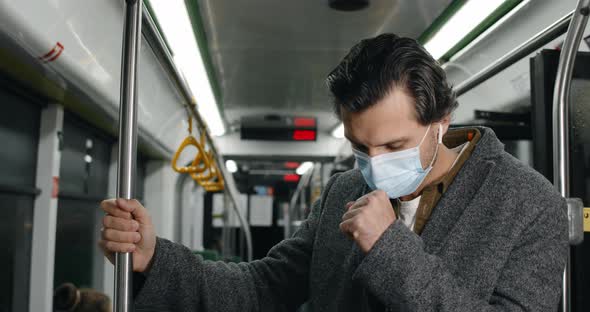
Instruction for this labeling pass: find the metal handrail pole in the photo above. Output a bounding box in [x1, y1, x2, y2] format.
[114, 0, 142, 312]
[455, 10, 573, 96]
[212, 141, 253, 261]
[552, 1, 590, 312]
[286, 169, 314, 238]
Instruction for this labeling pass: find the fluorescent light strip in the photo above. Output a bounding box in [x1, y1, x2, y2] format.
[449, 0, 531, 62]
[296, 162, 314, 175]
[331, 123, 345, 139]
[424, 0, 506, 60]
[149, 0, 225, 136]
[225, 159, 238, 173]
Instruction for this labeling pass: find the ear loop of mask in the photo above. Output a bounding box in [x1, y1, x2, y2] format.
[426, 123, 443, 169]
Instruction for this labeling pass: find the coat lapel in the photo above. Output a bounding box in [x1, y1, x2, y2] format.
[420, 128, 503, 254]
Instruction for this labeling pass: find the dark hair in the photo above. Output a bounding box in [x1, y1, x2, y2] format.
[326, 33, 458, 124]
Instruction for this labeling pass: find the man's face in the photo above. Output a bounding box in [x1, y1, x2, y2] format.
[342, 87, 443, 169]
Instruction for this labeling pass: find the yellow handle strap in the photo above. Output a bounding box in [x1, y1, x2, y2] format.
[202, 170, 225, 192]
[191, 131, 213, 174]
[204, 184, 224, 192]
[202, 159, 225, 191]
[190, 151, 216, 182]
[172, 113, 225, 191]
[171, 135, 211, 174]
[190, 151, 225, 191]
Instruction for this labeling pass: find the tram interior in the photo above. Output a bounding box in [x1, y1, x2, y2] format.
[2, 0, 590, 311]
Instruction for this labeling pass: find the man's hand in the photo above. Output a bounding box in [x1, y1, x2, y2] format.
[98, 199, 156, 273]
[339, 190, 397, 253]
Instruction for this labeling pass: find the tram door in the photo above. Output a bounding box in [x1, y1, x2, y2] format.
[0, 82, 41, 312]
[531, 49, 590, 312]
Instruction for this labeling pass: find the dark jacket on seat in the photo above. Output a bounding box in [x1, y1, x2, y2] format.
[134, 127, 568, 312]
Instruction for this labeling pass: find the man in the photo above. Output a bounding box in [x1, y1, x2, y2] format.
[100, 34, 567, 311]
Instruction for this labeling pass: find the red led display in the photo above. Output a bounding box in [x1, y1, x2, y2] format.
[293, 130, 316, 141]
[284, 161, 300, 169]
[294, 117, 316, 127]
[283, 174, 301, 182]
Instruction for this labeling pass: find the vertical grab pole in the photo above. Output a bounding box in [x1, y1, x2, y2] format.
[115, 0, 142, 312]
[552, 1, 590, 311]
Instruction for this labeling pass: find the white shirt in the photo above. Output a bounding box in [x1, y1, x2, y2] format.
[399, 196, 421, 231]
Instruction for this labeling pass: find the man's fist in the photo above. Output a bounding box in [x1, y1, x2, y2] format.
[339, 190, 397, 253]
[98, 199, 156, 273]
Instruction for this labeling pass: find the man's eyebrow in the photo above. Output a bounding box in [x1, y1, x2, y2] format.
[345, 136, 407, 148]
[378, 137, 407, 146]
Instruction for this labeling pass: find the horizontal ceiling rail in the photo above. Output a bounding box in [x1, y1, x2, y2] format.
[454, 10, 573, 96]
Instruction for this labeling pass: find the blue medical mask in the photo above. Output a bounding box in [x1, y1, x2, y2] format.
[353, 124, 442, 199]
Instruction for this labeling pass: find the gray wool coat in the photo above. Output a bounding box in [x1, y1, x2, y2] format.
[134, 127, 568, 312]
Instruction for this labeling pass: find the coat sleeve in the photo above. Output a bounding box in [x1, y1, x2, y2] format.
[133, 174, 340, 312]
[352, 197, 568, 312]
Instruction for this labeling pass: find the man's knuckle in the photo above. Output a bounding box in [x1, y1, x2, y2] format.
[354, 218, 363, 228]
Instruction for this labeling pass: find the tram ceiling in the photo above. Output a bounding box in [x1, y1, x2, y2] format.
[196, 0, 453, 130]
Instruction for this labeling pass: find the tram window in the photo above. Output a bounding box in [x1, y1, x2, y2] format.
[0, 194, 34, 312]
[58, 117, 111, 197]
[54, 114, 112, 290]
[0, 89, 40, 186]
[54, 198, 102, 289]
[0, 86, 41, 312]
